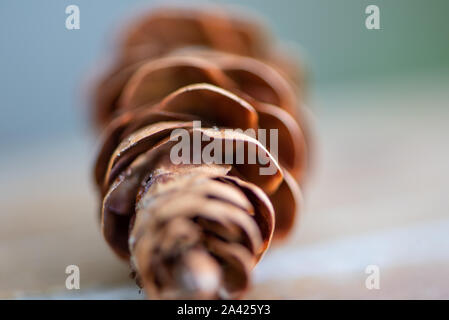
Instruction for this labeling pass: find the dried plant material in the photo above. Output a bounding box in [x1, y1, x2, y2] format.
[91, 6, 310, 299]
[93, 7, 303, 128]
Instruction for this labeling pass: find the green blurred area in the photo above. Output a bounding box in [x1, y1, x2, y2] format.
[213, 0, 449, 84]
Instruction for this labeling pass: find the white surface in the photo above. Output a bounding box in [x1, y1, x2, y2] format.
[1, 73, 449, 299]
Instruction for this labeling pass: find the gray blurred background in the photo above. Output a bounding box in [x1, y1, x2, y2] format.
[1, 0, 448, 147]
[1, 0, 449, 298]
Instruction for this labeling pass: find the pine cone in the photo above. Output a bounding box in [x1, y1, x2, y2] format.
[92, 7, 309, 299]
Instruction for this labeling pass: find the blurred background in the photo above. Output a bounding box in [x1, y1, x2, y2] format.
[1, 0, 448, 299]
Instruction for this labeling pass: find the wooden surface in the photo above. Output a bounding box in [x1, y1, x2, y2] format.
[1, 75, 448, 299]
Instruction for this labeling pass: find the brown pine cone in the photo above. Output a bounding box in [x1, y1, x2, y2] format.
[92, 7, 309, 299]
[93, 6, 304, 128]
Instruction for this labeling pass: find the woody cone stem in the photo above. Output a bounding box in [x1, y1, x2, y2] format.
[92, 7, 309, 299]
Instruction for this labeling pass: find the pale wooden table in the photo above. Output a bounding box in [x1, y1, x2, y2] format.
[1, 74, 448, 299]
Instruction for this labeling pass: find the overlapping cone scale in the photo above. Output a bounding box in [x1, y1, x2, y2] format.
[92, 7, 310, 299]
